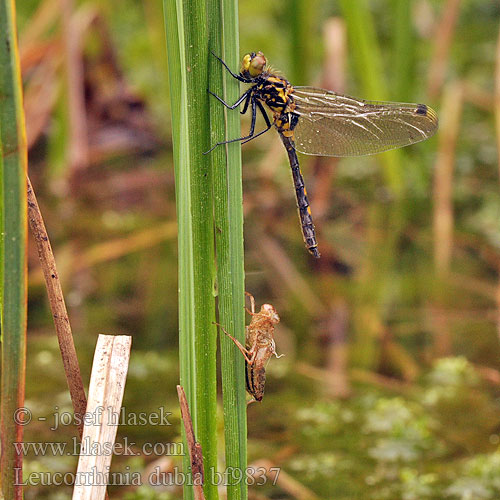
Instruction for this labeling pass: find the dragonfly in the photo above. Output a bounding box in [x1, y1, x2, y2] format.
[207, 51, 439, 258]
[216, 292, 282, 403]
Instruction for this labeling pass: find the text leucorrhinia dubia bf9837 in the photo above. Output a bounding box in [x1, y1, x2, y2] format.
[207, 51, 439, 258]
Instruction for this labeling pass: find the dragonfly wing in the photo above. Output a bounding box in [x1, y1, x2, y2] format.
[292, 87, 438, 157]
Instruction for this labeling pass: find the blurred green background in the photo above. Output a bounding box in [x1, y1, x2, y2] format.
[16, 0, 500, 498]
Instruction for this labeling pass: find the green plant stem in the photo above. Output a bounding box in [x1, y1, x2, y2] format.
[289, 0, 317, 85]
[163, 2, 218, 499]
[207, 2, 247, 500]
[391, 0, 414, 102]
[338, 0, 403, 196]
[0, 0, 28, 498]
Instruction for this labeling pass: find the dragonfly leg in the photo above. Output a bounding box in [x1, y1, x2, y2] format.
[240, 91, 252, 114]
[257, 100, 272, 127]
[247, 338, 259, 365]
[208, 88, 252, 110]
[210, 51, 252, 83]
[214, 322, 253, 364]
[245, 291, 256, 315]
[271, 339, 284, 358]
[240, 101, 273, 145]
[238, 123, 273, 146]
[204, 97, 261, 154]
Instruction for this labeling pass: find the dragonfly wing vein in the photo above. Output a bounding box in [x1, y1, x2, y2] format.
[292, 87, 438, 157]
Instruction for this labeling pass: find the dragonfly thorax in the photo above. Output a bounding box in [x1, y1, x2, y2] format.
[256, 75, 295, 114]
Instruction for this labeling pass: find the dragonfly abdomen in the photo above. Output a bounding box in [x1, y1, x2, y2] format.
[279, 133, 320, 258]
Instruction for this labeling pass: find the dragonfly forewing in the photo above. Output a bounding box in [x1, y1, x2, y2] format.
[292, 86, 439, 157]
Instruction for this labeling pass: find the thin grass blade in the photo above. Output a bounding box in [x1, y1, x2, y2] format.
[163, 1, 218, 499]
[0, 0, 28, 498]
[207, 1, 247, 499]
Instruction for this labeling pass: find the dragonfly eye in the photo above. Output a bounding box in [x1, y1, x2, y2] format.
[241, 51, 266, 78]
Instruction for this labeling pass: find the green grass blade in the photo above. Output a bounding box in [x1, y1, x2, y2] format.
[207, 2, 247, 499]
[0, 0, 28, 497]
[163, 2, 218, 499]
[288, 0, 318, 85]
[391, 0, 415, 101]
[338, 0, 387, 100]
[338, 0, 403, 195]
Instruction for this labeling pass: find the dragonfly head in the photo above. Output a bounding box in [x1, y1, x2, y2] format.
[260, 304, 280, 324]
[241, 51, 267, 78]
